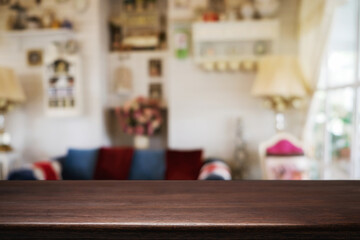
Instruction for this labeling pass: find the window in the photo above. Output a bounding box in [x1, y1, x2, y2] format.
[307, 0, 360, 180]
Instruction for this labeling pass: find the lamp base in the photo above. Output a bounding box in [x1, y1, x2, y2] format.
[0, 114, 12, 152]
[275, 112, 286, 132]
[0, 144, 12, 152]
[0, 131, 12, 152]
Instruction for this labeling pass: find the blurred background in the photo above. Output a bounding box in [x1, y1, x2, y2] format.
[0, 0, 359, 181]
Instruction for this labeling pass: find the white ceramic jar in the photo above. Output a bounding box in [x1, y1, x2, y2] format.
[254, 0, 280, 18]
[241, 1, 255, 20]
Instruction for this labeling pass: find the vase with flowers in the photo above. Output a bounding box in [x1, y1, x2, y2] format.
[116, 97, 162, 149]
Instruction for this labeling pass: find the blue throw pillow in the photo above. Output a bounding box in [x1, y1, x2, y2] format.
[129, 150, 165, 180]
[8, 169, 37, 180]
[62, 148, 99, 180]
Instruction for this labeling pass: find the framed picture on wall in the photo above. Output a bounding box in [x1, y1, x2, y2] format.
[27, 49, 43, 67]
[149, 59, 162, 77]
[149, 83, 162, 101]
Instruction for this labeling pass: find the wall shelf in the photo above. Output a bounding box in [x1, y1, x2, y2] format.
[193, 20, 280, 42]
[192, 20, 280, 71]
[0, 29, 75, 51]
[0, 29, 74, 38]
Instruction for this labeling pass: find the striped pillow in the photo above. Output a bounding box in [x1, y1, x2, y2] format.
[198, 160, 231, 180]
[33, 161, 62, 180]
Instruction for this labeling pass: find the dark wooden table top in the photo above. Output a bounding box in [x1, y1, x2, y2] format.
[0, 181, 360, 239]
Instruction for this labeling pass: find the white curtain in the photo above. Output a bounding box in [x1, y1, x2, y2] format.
[298, 0, 342, 91]
[300, 0, 343, 149]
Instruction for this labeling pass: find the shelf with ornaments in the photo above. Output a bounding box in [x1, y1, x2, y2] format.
[192, 19, 280, 72]
[192, 19, 280, 42]
[0, 28, 75, 51]
[0, 28, 74, 38]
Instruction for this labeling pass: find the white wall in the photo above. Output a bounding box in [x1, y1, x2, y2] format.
[168, 59, 275, 157]
[0, 0, 109, 162]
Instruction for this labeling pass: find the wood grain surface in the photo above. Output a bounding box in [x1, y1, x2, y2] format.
[0, 181, 359, 239]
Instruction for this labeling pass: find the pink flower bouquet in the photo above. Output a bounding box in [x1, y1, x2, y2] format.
[116, 97, 162, 136]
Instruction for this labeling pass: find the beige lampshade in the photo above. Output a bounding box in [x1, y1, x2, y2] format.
[252, 56, 310, 99]
[0, 67, 26, 103]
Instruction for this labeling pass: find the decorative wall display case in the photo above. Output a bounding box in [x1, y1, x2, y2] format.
[192, 19, 280, 71]
[43, 52, 83, 118]
[109, 0, 168, 52]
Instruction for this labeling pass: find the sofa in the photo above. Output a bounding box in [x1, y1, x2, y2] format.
[8, 147, 232, 181]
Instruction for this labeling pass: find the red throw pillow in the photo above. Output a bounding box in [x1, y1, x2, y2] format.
[165, 149, 203, 180]
[94, 147, 134, 180]
[33, 161, 62, 180]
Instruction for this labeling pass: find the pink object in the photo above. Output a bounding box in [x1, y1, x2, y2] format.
[135, 126, 145, 135]
[266, 140, 304, 156]
[116, 96, 162, 137]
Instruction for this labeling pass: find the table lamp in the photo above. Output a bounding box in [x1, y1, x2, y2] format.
[251, 56, 310, 131]
[0, 67, 26, 152]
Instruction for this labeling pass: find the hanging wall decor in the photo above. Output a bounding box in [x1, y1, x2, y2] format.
[149, 83, 162, 101]
[114, 66, 133, 96]
[192, 20, 280, 72]
[174, 26, 190, 59]
[43, 44, 83, 117]
[27, 49, 43, 67]
[149, 59, 162, 78]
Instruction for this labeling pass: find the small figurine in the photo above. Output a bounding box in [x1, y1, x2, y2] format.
[27, 16, 42, 29]
[42, 9, 54, 28]
[51, 19, 61, 29]
[9, 1, 27, 30]
[241, 0, 255, 20]
[61, 19, 73, 29]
